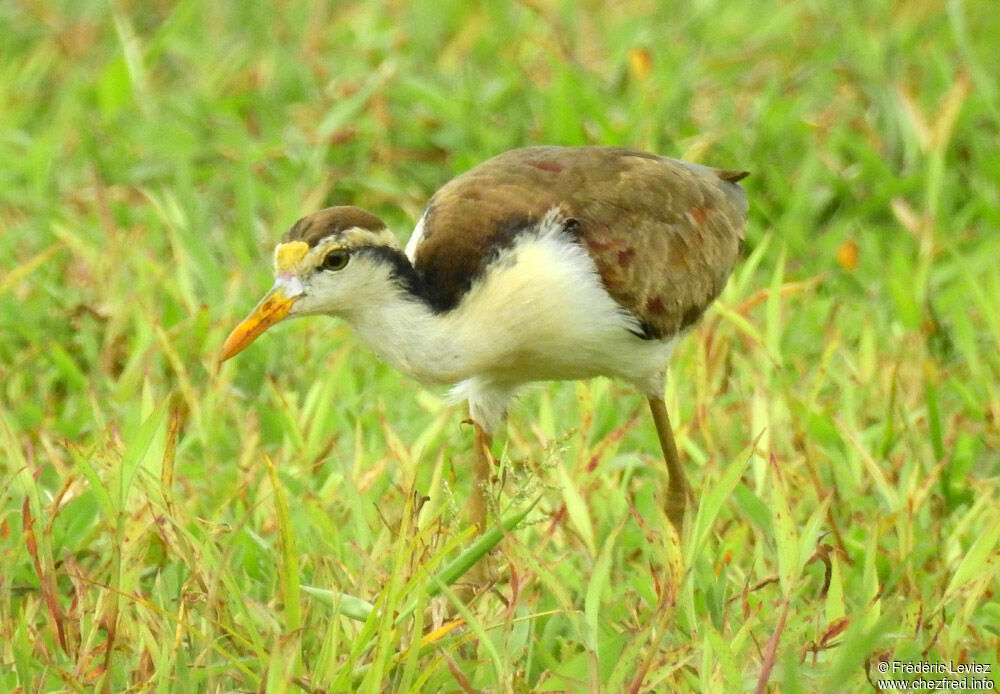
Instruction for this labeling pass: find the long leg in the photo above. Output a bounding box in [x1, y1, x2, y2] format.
[456, 420, 495, 599]
[467, 421, 493, 534]
[648, 397, 691, 531]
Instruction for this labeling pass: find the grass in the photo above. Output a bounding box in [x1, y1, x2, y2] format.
[2, 0, 999, 691]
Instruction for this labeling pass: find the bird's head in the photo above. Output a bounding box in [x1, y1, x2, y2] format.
[221, 206, 406, 362]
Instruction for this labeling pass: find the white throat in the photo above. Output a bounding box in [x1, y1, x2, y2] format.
[345, 292, 470, 385]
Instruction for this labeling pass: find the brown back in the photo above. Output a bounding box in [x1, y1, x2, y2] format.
[411, 146, 748, 338]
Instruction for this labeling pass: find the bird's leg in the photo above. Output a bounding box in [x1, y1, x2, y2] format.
[452, 418, 496, 601]
[468, 421, 494, 534]
[648, 397, 691, 531]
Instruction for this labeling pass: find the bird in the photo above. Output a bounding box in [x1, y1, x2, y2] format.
[221, 145, 748, 534]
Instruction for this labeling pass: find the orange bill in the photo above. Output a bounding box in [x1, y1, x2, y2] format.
[221, 285, 299, 362]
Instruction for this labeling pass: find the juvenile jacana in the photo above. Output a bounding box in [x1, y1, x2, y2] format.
[222, 146, 748, 532]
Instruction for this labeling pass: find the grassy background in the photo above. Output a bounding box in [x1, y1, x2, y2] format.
[2, 0, 999, 691]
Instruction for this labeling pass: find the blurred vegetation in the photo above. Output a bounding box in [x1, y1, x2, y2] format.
[1, 0, 998, 691]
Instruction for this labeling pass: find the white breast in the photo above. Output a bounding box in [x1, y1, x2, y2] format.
[443, 212, 676, 430]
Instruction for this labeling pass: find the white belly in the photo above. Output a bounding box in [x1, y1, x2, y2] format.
[440, 223, 676, 430]
[446, 224, 673, 382]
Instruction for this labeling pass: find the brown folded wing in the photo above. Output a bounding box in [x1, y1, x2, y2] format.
[411, 146, 748, 338]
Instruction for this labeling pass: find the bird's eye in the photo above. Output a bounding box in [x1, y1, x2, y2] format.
[322, 250, 349, 271]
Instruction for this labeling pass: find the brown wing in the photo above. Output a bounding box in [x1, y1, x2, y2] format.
[412, 146, 748, 337]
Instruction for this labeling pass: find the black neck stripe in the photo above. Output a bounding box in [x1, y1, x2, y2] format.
[354, 246, 444, 311]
